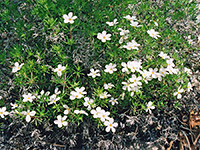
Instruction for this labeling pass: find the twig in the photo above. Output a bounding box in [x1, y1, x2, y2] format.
[181, 130, 192, 150]
[167, 140, 173, 150]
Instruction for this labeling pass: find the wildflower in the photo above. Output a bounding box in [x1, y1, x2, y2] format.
[54, 64, 66, 77]
[123, 15, 137, 21]
[188, 39, 194, 45]
[87, 68, 100, 78]
[122, 81, 133, 91]
[154, 21, 158, 26]
[187, 82, 192, 92]
[99, 91, 111, 99]
[173, 87, 184, 99]
[123, 40, 140, 50]
[147, 29, 161, 39]
[158, 52, 170, 59]
[157, 68, 168, 81]
[106, 19, 118, 26]
[97, 31, 111, 42]
[63, 12, 77, 24]
[69, 87, 87, 100]
[148, 68, 159, 79]
[12, 62, 24, 73]
[54, 115, 68, 128]
[109, 97, 118, 105]
[121, 62, 130, 74]
[48, 95, 60, 105]
[99, 110, 110, 122]
[129, 74, 142, 87]
[118, 28, 130, 36]
[74, 110, 88, 116]
[130, 21, 142, 28]
[22, 93, 35, 102]
[63, 105, 71, 115]
[104, 83, 114, 89]
[91, 107, 102, 118]
[104, 118, 118, 133]
[83, 97, 94, 110]
[127, 60, 142, 73]
[166, 67, 179, 74]
[21, 110, 36, 122]
[184, 67, 192, 76]
[0, 107, 9, 118]
[139, 70, 151, 83]
[104, 63, 117, 74]
[53, 88, 61, 96]
[0, 96, 2, 99]
[119, 35, 128, 44]
[146, 101, 155, 114]
[10, 103, 18, 109]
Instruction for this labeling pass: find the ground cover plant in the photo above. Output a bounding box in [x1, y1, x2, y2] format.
[0, 0, 200, 149]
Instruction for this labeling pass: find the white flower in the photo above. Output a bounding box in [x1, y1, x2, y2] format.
[184, 67, 192, 76]
[119, 35, 129, 44]
[104, 118, 118, 133]
[91, 107, 102, 118]
[122, 81, 133, 91]
[123, 40, 140, 50]
[173, 87, 184, 99]
[99, 109, 110, 122]
[10, 103, 18, 109]
[157, 68, 168, 81]
[12, 62, 24, 73]
[63, 105, 71, 115]
[166, 67, 179, 74]
[52, 88, 61, 97]
[188, 39, 194, 45]
[104, 83, 114, 89]
[106, 19, 118, 26]
[158, 52, 170, 59]
[74, 110, 88, 116]
[83, 97, 94, 110]
[99, 91, 111, 99]
[139, 70, 151, 83]
[69, 87, 87, 100]
[109, 97, 118, 105]
[154, 21, 158, 26]
[0, 96, 2, 99]
[123, 15, 137, 21]
[22, 93, 35, 102]
[127, 60, 142, 73]
[48, 95, 60, 105]
[118, 28, 130, 36]
[0, 107, 9, 118]
[187, 82, 192, 92]
[54, 64, 66, 77]
[148, 68, 159, 79]
[21, 110, 36, 122]
[63, 12, 77, 24]
[147, 29, 161, 39]
[129, 74, 142, 87]
[87, 68, 100, 78]
[146, 101, 155, 114]
[121, 62, 130, 74]
[104, 63, 117, 74]
[97, 31, 111, 42]
[130, 21, 142, 28]
[54, 115, 68, 128]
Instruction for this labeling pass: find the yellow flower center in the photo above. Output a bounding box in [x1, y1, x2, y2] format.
[0, 112, 3, 114]
[28, 97, 30, 99]
[126, 83, 129, 86]
[134, 80, 137, 82]
[132, 67, 135, 69]
[109, 124, 112, 127]
[102, 115, 105, 118]
[177, 92, 180, 94]
[17, 67, 20, 69]
[168, 64, 170, 66]
[27, 113, 30, 115]
[110, 68, 113, 70]
[128, 46, 131, 49]
[58, 69, 61, 71]
[103, 36, 106, 39]
[152, 34, 155, 36]
[68, 18, 71, 21]
[79, 92, 81, 94]
[61, 120, 64, 123]
[152, 72, 154, 74]
[75, 95, 78, 98]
